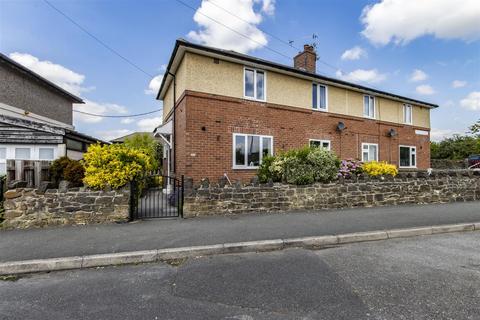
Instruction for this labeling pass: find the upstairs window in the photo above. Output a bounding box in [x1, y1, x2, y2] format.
[403, 104, 413, 124]
[39, 148, 55, 160]
[399, 146, 416, 168]
[233, 134, 273, 169]
[310, 139, 331, 150]
[362, 143, 378, 162]
[244, 68, 265, 101]
[312, 84, 328, 111]
[363, 95, 375, 119]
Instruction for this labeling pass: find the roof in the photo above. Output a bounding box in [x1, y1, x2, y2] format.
[157, 39, 439, 109]
[65, 129, 109, 145]
[0, 52, 84, 104]
[110, 131, 157, 143]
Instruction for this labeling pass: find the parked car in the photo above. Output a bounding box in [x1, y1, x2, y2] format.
[468, 155, 480, 169]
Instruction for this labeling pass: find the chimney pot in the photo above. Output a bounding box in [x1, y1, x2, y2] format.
[294, 44, 317, 73]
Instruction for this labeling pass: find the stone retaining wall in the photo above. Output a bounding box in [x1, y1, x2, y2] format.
[431, 159, 468, 169]
[184, 170, 480, 217]
[2, 187, 130, 229]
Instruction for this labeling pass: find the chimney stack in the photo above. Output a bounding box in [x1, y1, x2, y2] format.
[293, 44, 317, 73]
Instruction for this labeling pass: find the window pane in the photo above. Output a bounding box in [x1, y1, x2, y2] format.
[0, 148, 6, 159]
[363, 96, 369, 116]
[244, 69, 254, 97]
[363, 151, 369, 162]
[247, 135, 260, 167]
[262, 137, 271, 158]
[235, 136, 246, 166]
[15, 148, 31, 160]
[400, 147, 410, 167]
[369, 145, 377, 161]
[39, 148, 54, 160]
[256, 71, 264, 100]
[312, 84, 317, 109]
[369, 97, 375, 118]
[322, 142, 330, 150]
[319, 86, 326, 109]
[310, 140, 321, 148]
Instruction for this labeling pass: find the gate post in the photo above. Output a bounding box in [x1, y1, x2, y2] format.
[129, 180, 136, 221]
[180, 175, 184, 218]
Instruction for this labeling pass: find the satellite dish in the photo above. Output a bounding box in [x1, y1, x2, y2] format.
[336, 121, 346, 131]
[388, 128, 397, 137]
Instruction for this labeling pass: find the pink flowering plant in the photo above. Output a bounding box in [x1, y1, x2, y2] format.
[338, 159, 363, 178]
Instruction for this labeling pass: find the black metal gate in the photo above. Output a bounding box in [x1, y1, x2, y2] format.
[130, 174, 184, 219]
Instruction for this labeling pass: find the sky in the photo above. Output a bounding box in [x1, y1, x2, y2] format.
[0, 0, 479, 141]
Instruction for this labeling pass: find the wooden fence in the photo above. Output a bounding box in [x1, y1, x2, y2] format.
[6, 160, 52, 188]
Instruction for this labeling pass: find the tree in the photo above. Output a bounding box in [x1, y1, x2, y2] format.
[469, 119, 480, 137]
[124, 133, 162, 170]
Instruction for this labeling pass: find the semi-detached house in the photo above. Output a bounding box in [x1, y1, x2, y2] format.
[155, 39, 438, 184]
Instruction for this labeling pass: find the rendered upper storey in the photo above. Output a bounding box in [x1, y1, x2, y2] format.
[158, 39, 438, 128]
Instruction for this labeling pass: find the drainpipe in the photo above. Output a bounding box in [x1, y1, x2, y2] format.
[167, 71, 176, 176]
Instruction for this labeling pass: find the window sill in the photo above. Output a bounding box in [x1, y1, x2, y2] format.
[312, 108, 328, 112]
[232, 166, 259, 170]
[363, 115, 377, 120]
[243, 96, 266, 103]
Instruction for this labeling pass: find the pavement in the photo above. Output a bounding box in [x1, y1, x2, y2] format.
[1, 232, 479, 320]
[1, 201, 480, 262]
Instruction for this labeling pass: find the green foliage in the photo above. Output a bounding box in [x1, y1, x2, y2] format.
[63, 161, 85, 187]
[469, 119, 480, 137]
[257, 146, 340, 185]
[431, 135, 480, 160]
[50, 157, 84, 186]
[83, 143, 154, 189]
[124, 133, 162, 170]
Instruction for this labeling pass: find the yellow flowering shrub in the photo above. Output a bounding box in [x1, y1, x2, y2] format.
[83, 143, 154, 189]
[362, 161, 398, 177]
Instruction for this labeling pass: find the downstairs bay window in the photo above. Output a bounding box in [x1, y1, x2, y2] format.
[233, 133, 273, 169]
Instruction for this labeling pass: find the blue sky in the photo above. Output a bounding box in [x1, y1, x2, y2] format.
[1, 0, 479, 141]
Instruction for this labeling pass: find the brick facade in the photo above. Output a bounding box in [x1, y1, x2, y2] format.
[171, 91, 430, 184]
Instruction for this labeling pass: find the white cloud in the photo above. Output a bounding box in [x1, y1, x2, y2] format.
[96, 129, 133, 142]
[409, 69, 428, 82]
[452, 80, 467, 88]
[335, 69, 386, 84]
[415, 84, 435, 95]
[8, 52, 92, 96]
[341, 46, 367, 60]
[145, 74, 164, 95]
[136, 117, 163, 132]
[361, 0, 480, 46]
[187, 0, 275, 53]
[73, 100, 128, 123]
[120, 118, 135, 124]
[430, 128, 458, 142]
[460, 91, 480, 111]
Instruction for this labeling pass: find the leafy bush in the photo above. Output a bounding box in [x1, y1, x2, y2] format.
[338, 159, 363, 178]
[50, 157, 84, 186]
[431, 135, 480, 160]
[63, 161, 85, 187]
[124, 133, 162, 170]
[362, 161, 398, 177]
[257, 146, 340, 185]
[83, 144, 154, 189]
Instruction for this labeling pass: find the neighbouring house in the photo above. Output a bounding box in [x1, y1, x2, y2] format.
[110, 131, 157, 144]
[0, 52, 105, 178]
[154, 39, 438, 184]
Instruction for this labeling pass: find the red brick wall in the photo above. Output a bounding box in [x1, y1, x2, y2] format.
[175, 91, 431, 183]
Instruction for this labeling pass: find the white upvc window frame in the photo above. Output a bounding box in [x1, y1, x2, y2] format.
[232, 133, 273, 169]
[0, 144, 59, 162]
[363, 95, 376, 119]
[0, 147, 6, 175]
[312, 83, 328, 111]
[399, 145, 417, 168]
[243, 67, 267, 102]
[361, 143, 379, 162]
[309, 139, 331, 151]
[403, 104, 413, 125]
